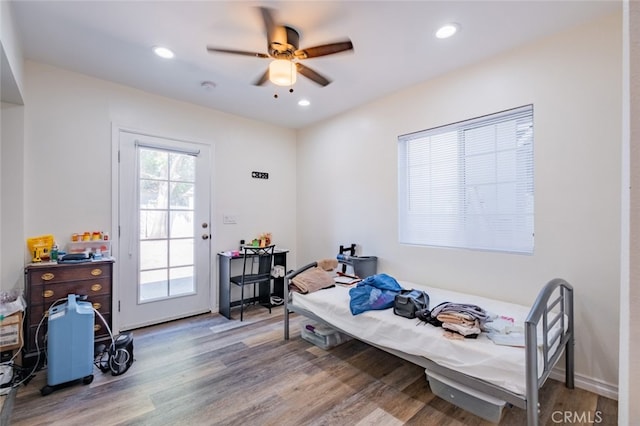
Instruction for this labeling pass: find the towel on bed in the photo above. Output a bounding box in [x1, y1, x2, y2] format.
[317, 258, 338, 271]
[290, 266, 335, 294]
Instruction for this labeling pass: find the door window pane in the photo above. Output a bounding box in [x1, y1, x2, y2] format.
[140, 180, 169, 209]
[140, 240, 168, 269]
[170, 211, 194, 238]
[169, 266, 194, 296]
[170, 153, 195, 181]
[139, 150, 168, 179]
[170, 239, 194, 267]
[170, 182, 194, 209]
[140, 269, 168, 301]
[140, 211, 167, 239]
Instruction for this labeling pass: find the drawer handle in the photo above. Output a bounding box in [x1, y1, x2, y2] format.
[91, 268, 103, 276]
[92, 302, 102, 310]
[94, 324, 102, 332]
[41, 273, 55, 281]
[43, 289, 54, 298]
[90, 284, 102, 292]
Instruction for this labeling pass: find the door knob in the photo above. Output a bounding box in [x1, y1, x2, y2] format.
[202, 234, 210, 240]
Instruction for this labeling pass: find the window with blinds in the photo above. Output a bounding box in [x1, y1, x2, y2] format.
[398, 105, 534, 254]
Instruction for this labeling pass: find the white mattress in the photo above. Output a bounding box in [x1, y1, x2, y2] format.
[291, 281, 557, 396]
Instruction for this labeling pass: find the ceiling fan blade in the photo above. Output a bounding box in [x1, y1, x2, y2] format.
[253, 69, 270, 86]
[259, 7, 277, 47]
[207, 46, 269, 58]
[295, 63, 331, 87]
[294, 40, 354, 59]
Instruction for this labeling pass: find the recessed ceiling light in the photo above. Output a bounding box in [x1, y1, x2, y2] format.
[298, 99, 310, 107]
[153, 46, 175, 59]
[435, 23, 459, 39]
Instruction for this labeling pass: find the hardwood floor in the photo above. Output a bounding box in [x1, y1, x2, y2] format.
[8, 307, 617, 425]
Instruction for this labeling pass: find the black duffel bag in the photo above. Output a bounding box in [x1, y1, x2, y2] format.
[393, 289, 430, 319]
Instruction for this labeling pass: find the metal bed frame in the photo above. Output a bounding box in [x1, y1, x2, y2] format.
[283, 262, 574, 426]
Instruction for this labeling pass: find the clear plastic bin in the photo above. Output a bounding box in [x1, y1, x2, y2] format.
[300, 322, 352, 350]
[67, 241, 111, 257]
[426, 370, 506, 423]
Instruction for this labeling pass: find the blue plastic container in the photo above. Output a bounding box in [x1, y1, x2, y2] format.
[47, 294, 94, 387]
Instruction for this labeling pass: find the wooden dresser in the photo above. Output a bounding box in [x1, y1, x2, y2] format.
[23, 260, 114, 367]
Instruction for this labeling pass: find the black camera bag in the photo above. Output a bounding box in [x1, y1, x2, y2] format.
[393, 289, 430, 319]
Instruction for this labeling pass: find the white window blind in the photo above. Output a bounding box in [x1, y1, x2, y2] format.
[398, 105, 534, 254]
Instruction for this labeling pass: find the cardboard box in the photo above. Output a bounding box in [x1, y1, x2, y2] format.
[0, 311, 23, 352]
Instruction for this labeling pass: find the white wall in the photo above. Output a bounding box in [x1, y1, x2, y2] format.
[22, 61, 297, 309]
[0, 103, 25, 292]
[1, 0, 24, 103]
[0, 0, 25, 294]
[630, 0, 640, 417]
[620, 0, 640, 422]
[297, 13, 622, 397]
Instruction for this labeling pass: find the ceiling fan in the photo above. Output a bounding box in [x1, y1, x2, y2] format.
[206, 7, 354, 88]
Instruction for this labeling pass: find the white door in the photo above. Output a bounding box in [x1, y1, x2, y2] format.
[117, 130, 211, 330]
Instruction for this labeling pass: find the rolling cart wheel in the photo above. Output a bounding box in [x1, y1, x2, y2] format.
[83, 374, 94, 385]
[41, 385, 54, 396]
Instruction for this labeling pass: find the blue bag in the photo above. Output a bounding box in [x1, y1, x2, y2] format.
[349, 273, 403, 315]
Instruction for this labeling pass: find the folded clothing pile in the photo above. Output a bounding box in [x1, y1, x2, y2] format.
[484, 316, 527, 347]
[427, 302, 490, 338]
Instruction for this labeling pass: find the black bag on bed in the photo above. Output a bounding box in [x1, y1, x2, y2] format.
[393, 289, 429, 319]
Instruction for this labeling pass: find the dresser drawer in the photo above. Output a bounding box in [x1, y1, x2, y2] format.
[27, 263, 111, 285]
[30, 278, 111, 306]
[87, 294, 112, 315]
[94, 312, 111, 336]
[29, 293, 111, 323]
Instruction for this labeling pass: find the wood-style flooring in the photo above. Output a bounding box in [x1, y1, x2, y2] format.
[7, 306, 617, 425]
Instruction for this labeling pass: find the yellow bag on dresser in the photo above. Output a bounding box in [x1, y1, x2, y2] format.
[26, 234, 54, 262]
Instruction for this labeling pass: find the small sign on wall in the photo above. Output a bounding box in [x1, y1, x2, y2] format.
[252, 171, 269, 179]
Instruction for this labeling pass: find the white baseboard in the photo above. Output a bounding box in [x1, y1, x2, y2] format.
[550, 367, 618, 400]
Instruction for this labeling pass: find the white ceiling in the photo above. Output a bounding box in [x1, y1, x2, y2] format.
[9, 0, 620, 129]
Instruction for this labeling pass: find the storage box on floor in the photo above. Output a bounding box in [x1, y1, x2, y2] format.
[301, 322, 351, 350]
[0, 312, 23, 352]
[426, 370, 506, 423]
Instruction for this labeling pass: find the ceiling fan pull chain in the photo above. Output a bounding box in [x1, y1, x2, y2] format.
[289, 65, 294, 93]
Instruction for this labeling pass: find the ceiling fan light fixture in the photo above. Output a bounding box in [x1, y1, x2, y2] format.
[435, 23, 459, 39]
[269, 59, 297, 86]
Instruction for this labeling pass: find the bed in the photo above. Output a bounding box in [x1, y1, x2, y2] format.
[283, 263, 574, 426]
